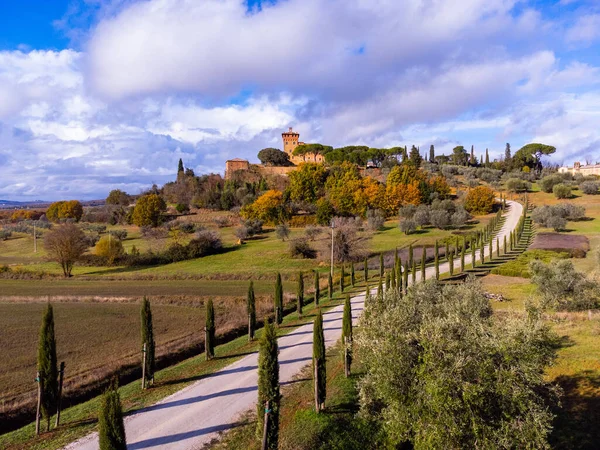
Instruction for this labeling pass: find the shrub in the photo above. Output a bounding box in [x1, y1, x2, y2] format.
[132, 194, 167, 227]
[242, 219, 264, 236]
[398, 205, 417, 219]
[275, 223, 290, 241]
[552, 183, 572, 199]
[0, 229, 12, 240]
[235, 225, 250, 241]
[289, 237, 317, 259]
[178, 222, 195, 234]
[429, 210, 450, 229]
[450, 206, 469, 228]
[316, 198, 335, 226]
[413, 205, 430, 228]
[464, 186, 496, 215]
[95, 235, 125, 264]
[187, 230, 222, 257]
[539, 175, 563, 193]
[111, 229, 128, 240]
[505, 178, 531, 193]
[580, 181, 599, 195]
[491, 250, 569, 278]
[304, 225, 323, 241]
[166, 243, 189, 262]
[366, 209, 385, 231]
[546, 216, 567, 232]
[175, 203, 189, 214]
[399, 219, 416, 235]
[213, 216, 231, 228]
[531, 203, 585, 227]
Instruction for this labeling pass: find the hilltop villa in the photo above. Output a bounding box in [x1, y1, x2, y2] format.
[559, 162, 600, 176]
[225, 127, 322, 179]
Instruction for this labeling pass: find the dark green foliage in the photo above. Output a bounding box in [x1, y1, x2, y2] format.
[98, 379, 126, 450]
[403, 262, 409, 292]
[328, 272, 333, 300]
[448, 249, 454, 275]
[421, 247, 426, 282]
[391, 265, 396, 289]
[313, 310, 326, 411]
[471, 240, 477, 268]
[314, 271, 320, 306]
[460, 241, 466, 273]
[205, 299, 215, 360]
[177, 158, 184, 174]
[408, 244, 413, 267]
[340, 266, 345, 293]
[364, 257, 368, 281]
[140, 297, 155, 384]
[445, 241, 450, 262]
[379, 252, 384, 277]
[275, 273, 283, 325]
[489, 239, 493, 260]
[351, 264, 355, 287]
[434, 241, 439, 280]
[480, 240, 485, 264]
[342, 295, 353, 376]
[256, 320, 280, 448]
[385, 272, 390, 290]
[377, 277, 383, 299]
[411, 260, 416, 285]
[248, 281, 256, 340]
[38, 303, 58, 430]
[297, 272, 304, 317]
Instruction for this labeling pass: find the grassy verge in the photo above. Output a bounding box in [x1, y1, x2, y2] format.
[0, 279, 370, 450]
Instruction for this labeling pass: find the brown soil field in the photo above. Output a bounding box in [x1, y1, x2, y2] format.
[530, 232, 590, 258]
[0, 296, 273, 430]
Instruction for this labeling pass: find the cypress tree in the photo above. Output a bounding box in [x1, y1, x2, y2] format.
[340, 266, 345, 293]
[496, 237, 500, 258]
[485, 148, 490, 166]
[205, 299, 215, 360]
[314, 271, 320, 306]
[140, 297, 155, 385]
[503, 235, 507, 256]
[38, 303, 58, 431]
[385, 272, 390, 290]
[379, 252, 384, 277]
[274, 273, 283, 324]
[489, 239, 493, 260]
[408, 244, 414, 267]
[510, 230, 514, 251]
[434, 241, 440, 280]
[98, 378, 126, 450]
[256, 320, 279, 448]
[363, 257, 368, 281]
[247, 281, 256, 341]
[403, 262, 409, 293]
[421, 246, 426, 282]
[448, 249, 454, 276]
[460, 240, 466, 273]
[177, 158, 184, 174]
[342, 295, 353, 377]
[350, 264, 355, 287]
[365, 283, 370, 302]
[328, 272, 333, 300]
[313, 310, 326, 412]
[480, 240, 485, 265]
[297, 272, 304, 318]
[445, 241, 450, 262]
[471, 240, 477, 268]
[396, 260, 402, 293]
[411, 259, 416, 285]
[391, 263, 396, 289]
[377, 277, 383, 299]
[429, 144, 435, 163]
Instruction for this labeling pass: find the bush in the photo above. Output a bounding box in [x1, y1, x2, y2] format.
[450, 206, 470, 228]
[178, 222, 196, 234]
[0, 229, 12, 240]
[187, 230, 222, 257]
[399, 219, 416, 235]
[429, 209, 450, 229]
[547, 216, 567, 232]
[175, 203, 190, 214]
[505, 178, 531, 193]
[464, 186, 496, 214]
[531, 203, 586, 227]
[413, 205, 430, 228]
[289, 237, 317, 259]
[316, 198, 335, 226]
[275, 223, 290, 241]
[166, 243, 189, 262]
[552, 183, 572, 199]
[580, 181, 598, 195]
[539, 174, 563, 193]
[366, 209, 385, 231]
[491, 250, 569, 278]
[398, 205, 417, 219]
[95, 235, 125, 264]
[111, 229, 128, 240]
[235, 225, 250, 241]
[304, 225, 323, 241]
[213, 216, 231, 228]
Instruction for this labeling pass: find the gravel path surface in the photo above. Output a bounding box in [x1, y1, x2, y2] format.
[64, 200, 522, 450]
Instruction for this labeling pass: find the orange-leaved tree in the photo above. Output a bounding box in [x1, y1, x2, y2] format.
[464, 186, 496, 215]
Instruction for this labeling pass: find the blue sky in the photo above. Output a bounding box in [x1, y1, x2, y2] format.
[0, 0, 599, 200]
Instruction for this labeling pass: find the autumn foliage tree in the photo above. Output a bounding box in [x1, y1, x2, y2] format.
[46, 200, 83, 222]
[464, 186, 496, 215]
[241, 190, 289, 224]
[132, 194, 167, 227]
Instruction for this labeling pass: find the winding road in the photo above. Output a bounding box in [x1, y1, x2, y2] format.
[65, 200, 523, 450]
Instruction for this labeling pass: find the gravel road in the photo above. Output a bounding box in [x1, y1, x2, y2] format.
[64, 200, 522, 450]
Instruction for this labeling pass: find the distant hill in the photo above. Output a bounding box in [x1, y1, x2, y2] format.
[0, 199, 105, 209]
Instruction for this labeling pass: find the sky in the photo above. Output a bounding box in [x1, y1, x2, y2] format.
[0, 0, 599, 201]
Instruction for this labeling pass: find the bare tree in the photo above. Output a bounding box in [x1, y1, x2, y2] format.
[44, 224, 89, 277]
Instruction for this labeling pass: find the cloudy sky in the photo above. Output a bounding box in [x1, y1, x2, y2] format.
[1, 0, 599, 201]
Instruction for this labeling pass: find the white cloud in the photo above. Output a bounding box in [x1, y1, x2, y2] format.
[566, 14, 600, 46]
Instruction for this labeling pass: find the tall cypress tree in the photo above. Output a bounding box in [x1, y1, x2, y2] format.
[342, 295, 353, 377]
[379, 252, 384, 277]
[328, 272, 333, 300]
[177, 158, 184, 174]
[391, 264, 396, 289]
[274, 273, 283, 325]
[256, 320, 279, 448]
[434, 241, 440, 280]
[98, 378, 126, 450]
[448, 249, 454, 276]
[38, 303, 58, 431]
[350, 264, 355, 287]
[314, 271, 320, 306]
[313, 310, 326, 412]
[377, 277, 383, 299]
[421, 246, 426, 282]
[503, 235, 507, 256]
[247, 281, 256, 341]
[396, 259, 402, 293]
[429, 144, 435, 163]
[485, 148, 490, 166]
[340, 266, 345, 293]
[140, 297, 155, 385]
[363, 257, 368, 281]
[297, 272, 304, 318]
[411, 260, 416, 285]
[460, 241, 466, 273]
[403, 262, 409, 293]
[489, 239, 493, 260]
[471, 239, 477, 268]
[385, 272, 390, 290]
[480, 240, 485, 265]
[445, 241, 450, 262]
[205, 299, 215, 360]
[408, 244, 414, 268]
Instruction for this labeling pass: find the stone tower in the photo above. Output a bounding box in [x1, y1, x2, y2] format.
[282, 127, 300, 158]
